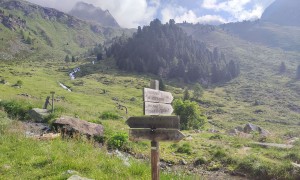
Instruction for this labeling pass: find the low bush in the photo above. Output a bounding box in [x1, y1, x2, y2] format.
[209, 134, 222, 140]
[100, 111, 120, 120]
[176, 143, 192, 155]
[0, 100, 33, 120]
[108, 133, 128, 150]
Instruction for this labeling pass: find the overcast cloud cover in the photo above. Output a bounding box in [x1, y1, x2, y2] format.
[26, 0, 275, 28]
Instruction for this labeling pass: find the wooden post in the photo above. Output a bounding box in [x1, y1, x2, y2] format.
[150, 80, 159, 180]
[50, 91, 55, 113]
[43, 96, 50, 109]
[151, 141, 159, 180]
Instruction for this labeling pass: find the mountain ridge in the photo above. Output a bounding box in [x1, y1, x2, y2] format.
[69, 2, 120, 28]
[261, 0, 300, 27]
[0, 0, 131, 61]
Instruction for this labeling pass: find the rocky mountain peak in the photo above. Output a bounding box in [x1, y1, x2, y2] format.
[261, 0, 300, 26]
[69, 2, 120, 28]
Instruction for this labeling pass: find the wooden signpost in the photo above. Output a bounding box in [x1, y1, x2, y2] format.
[126, 80, 184, 180]
[144, 102, 173, 115]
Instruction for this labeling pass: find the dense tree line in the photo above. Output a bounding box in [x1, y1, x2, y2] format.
[107, 19, 240, 83]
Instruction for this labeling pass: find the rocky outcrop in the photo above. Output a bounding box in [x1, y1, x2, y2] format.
[0, 0, 82, 28]
[261, 0, 300, 26]
[69, 2, 120, 28]
[0, 11, 26, 30]
[228, 123, 270, 137]
[244, 123, 270, 136]
[53, 116, 104, 138]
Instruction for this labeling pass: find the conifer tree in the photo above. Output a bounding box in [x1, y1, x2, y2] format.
[193, 83, 203, 100]
[183, 88, 190, 100]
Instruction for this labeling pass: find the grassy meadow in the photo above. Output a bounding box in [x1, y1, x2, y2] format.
[1, 3, 300, 178]
[1, 52, 300, 179]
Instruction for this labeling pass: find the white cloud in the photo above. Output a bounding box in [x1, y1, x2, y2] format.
[161, 5, 226, 25]
[26, 0, 160, 28]
[202, 0, 265, 21]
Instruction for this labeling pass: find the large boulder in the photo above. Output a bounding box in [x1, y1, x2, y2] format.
[53, 116, 104, 138]
[28, 108, 50, 122]
[244, 123, 270, 136]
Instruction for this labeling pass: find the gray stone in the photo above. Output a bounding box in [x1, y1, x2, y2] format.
[179, 159, 187, 165]
[65, 170, 79, 175]
[28, 108, 50, 122]
[67, 175, 93, 180]
[53, 116, 104, 138]
[244, 123, 270, 136]
[235, 126, 244, 132]
[228, 128, 239, 136]
[253, 142, 293, 149]
[185, 136, 193, 141]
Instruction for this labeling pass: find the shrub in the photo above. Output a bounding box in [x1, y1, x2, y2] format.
[100, 111, 120, 120]
[176, 143, 192, 155]
[209, 134, 222, 140]
[173, 99, 207, 130]
[14, 80, 23, 87]
[108, 133, 128, 150]
[213, 148, 227, 159]
[194, 157, 208, 166]
[0, 100, 32, 120]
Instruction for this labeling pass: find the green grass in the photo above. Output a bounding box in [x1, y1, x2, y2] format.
[1, 2, 300, 178]
[0, 117, 194, 180]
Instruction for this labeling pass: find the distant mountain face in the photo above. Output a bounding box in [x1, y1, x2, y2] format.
[261, 0, 300, 26]
[69, 2, 120, 28]
[0, 0, 131, 61]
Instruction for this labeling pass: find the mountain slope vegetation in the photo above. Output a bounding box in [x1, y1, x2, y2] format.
[108, 19, 240, 83]
[1, 0, 300, 179]
[0, 0, 130, 61]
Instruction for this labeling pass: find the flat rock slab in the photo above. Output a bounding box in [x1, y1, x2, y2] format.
[253, 142, 293, 149]
[292, 162, 300, 168]
[68, 175, 94, 180]
[53, 116, 104, 138]
[28, 108, 50, 122]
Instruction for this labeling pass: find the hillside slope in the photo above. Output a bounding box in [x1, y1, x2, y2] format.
[216, 0, 300, 52]
[219, 21, 300, 52]
[179, 23, 300, 129]
[0, 0, 130, 61]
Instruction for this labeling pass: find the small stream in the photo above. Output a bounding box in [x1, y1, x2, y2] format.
[69, 67, 81, 80]
[59, 82, 72, 92]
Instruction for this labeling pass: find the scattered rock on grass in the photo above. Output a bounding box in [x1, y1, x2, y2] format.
[244, 123, 270, 136]
[67, 175, 93, 180]
[53, 116, 104, 139]
[28, 108, 50, 122]
[179, 159, 187, 165]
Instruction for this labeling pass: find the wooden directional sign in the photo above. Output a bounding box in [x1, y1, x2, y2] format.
[126, 116, 180, 129]
[144, 102, 173, 115]
[144, 88, 173, 103]
[129, 129, 185, 142]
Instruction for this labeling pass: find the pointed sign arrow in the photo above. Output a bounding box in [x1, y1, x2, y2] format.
[144, 88, 173, 103]
[129, 129, 185, 142]
[144, 102, 174, 115]
[126, 116, 180, 129]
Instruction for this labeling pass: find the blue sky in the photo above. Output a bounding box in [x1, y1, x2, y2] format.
[27, 0, 276, 28]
